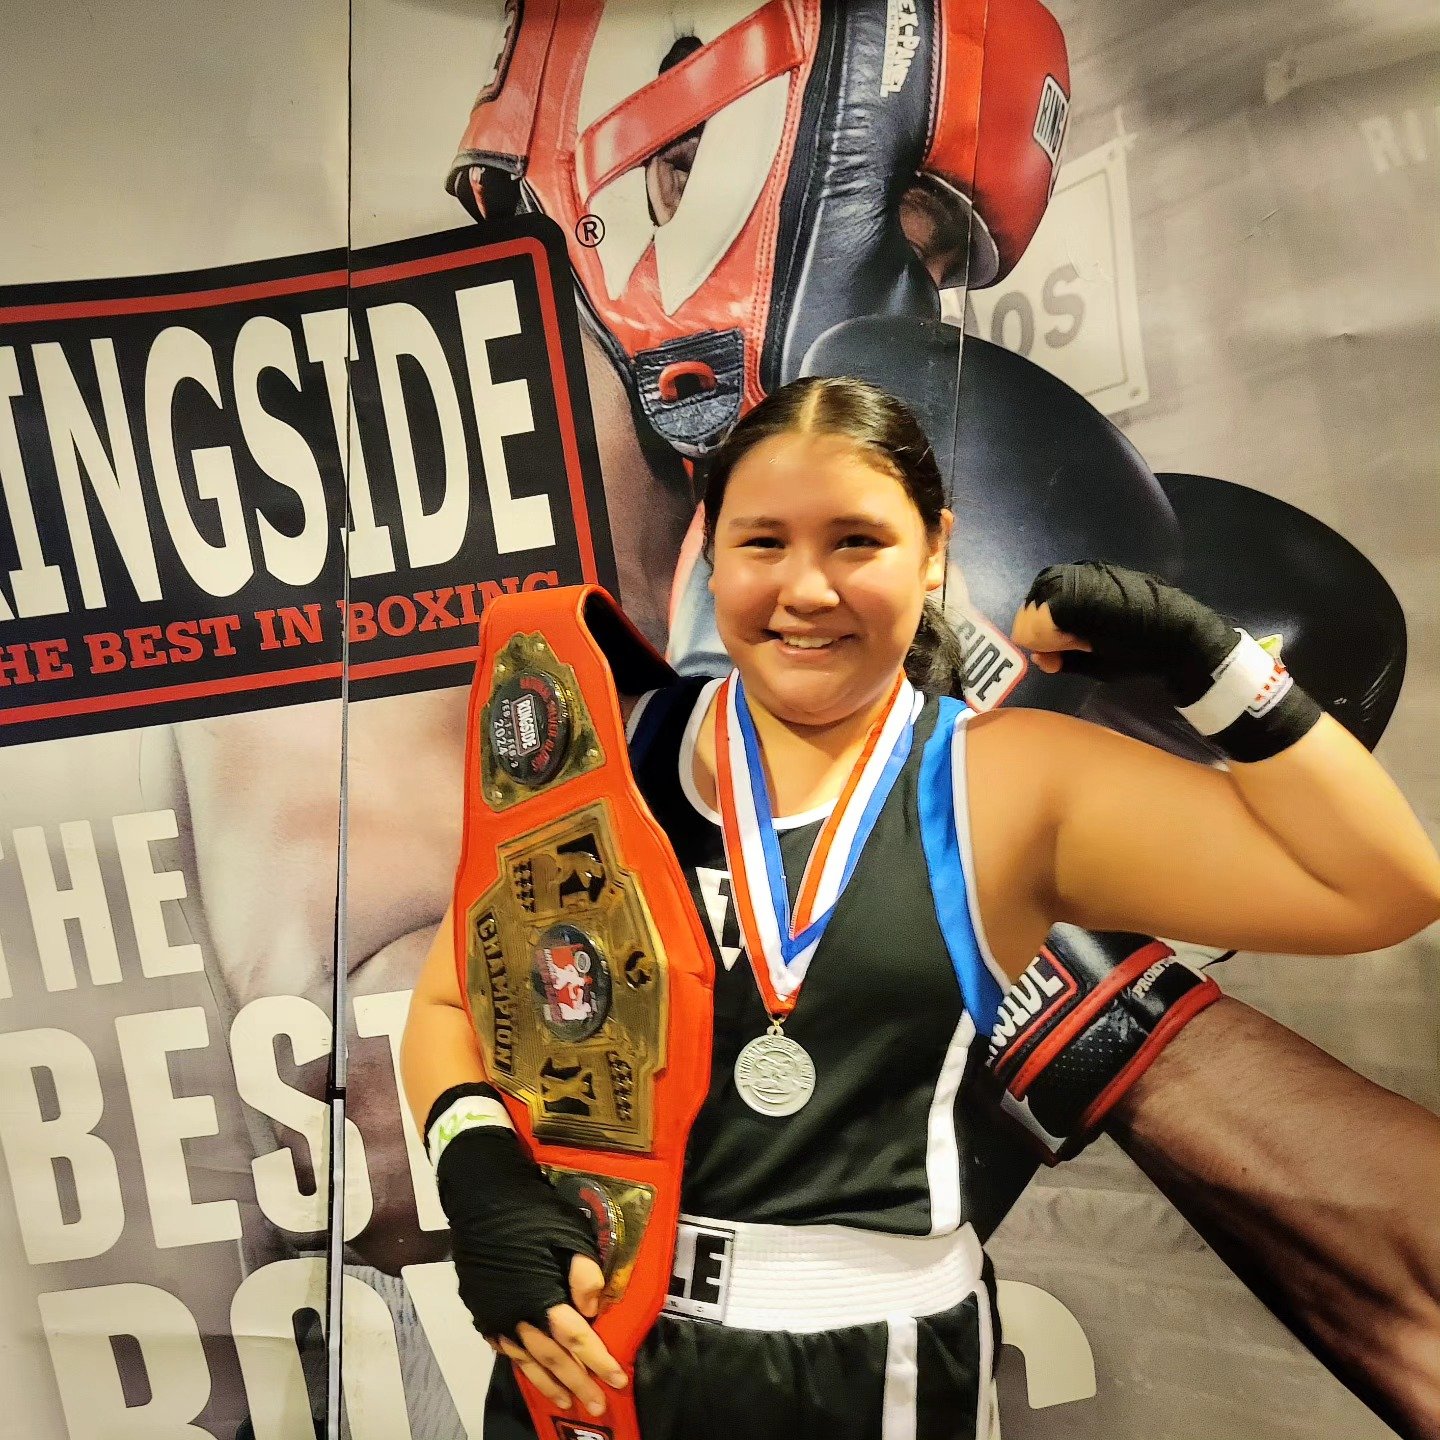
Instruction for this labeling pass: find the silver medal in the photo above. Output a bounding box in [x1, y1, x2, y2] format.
[733, 1026, 816, 1116]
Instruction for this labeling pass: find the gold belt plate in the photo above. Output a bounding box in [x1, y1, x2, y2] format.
[465, 800, 669, 1152]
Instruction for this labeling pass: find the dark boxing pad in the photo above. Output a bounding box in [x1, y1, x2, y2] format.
[800, 317, 1409, 756]
[1155, 473, 1406, 753]
[1073, 475, 1408, 761]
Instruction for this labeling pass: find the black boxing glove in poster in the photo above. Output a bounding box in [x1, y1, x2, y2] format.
[986, 926, 1221, 1162]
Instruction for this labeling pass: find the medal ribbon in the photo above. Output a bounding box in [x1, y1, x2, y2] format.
[715, 670, 918, 1015]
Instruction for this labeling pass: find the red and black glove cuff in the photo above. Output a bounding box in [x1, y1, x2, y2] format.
[986, 926, 1220, 1162]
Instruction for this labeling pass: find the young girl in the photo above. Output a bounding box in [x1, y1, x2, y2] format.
[401, 377, 1440, 1440]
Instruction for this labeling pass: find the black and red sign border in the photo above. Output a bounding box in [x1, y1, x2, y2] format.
[0, 219, 613, 737]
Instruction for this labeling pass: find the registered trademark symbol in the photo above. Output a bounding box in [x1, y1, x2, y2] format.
[575, 214, 606, 247]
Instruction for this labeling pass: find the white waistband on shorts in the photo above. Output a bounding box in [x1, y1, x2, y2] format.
[664, 1214, 986, 1332]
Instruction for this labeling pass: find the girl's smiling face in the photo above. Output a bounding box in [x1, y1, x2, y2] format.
[709, 431, 950, 731]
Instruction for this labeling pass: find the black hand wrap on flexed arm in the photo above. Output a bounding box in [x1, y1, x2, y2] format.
[1025, 562, 1232, 694]
[426, 1085, 601, 1341]
[1025, 561, 1322, 761]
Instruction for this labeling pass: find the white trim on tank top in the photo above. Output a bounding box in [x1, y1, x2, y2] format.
[677, 676, 837, 830]
[623, 686, 659, 742]
[925, 1011, 976, 1235]
[951, 709, 1015, 998]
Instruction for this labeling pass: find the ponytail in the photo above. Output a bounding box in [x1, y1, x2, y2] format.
[905, 597, 971, 699]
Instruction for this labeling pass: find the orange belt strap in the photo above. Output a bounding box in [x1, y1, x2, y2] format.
[453, 585, 716, 1440]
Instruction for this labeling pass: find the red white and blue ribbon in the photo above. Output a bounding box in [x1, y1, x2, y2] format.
[714, 670, 919, 1014]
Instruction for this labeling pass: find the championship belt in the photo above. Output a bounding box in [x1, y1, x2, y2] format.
[454, 585, 715, 1440]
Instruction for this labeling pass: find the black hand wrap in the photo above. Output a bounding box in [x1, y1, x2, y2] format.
[1025, 561, 1322, 760]
[432, 1100, 601, 1341]
[985, 926, 1221, 1162]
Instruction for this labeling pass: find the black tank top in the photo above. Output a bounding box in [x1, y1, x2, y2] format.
[628, 678, 1036, 1240]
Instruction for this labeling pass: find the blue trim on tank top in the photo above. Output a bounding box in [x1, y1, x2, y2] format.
[918, 697, 1005, 1034]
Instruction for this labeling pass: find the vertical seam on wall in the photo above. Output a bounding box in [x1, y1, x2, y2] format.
[324, 0, 358, 1433]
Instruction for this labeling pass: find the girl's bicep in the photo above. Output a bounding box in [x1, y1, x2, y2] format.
[1046, 719, 1370, 954]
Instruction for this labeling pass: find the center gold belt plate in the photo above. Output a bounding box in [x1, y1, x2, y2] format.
[464, 800, 670, 1152]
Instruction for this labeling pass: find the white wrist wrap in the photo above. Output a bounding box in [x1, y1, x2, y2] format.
[1176, 629, 1292, 736]
[426, 1094, 514, 1171]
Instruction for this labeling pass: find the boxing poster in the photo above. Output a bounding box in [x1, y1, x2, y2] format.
[0, 3, 612, 1433]
[2, 3, 1436, 1440]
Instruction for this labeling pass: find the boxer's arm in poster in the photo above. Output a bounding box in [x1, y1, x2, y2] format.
[1108, 998, 1440, 1440]
[984, 927, 1440, 1439]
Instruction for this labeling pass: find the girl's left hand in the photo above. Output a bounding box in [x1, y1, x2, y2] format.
[1010, 598, 1094, 674]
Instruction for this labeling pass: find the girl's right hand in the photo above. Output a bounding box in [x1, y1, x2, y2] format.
[431, 1116, 628, 1415]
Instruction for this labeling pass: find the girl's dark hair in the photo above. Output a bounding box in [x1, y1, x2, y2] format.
[700, 376, 971, 697]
